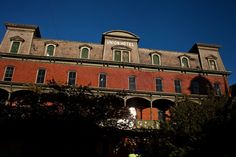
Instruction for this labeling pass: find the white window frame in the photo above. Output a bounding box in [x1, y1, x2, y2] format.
[180, 56, 190, 68]
[151, 53, 161, 65]
[9, 41, 22, 54]
[80, 46, 91, 59]
[98, 73, 107, 88]
[35, 68, 46, 84]
[113, 49, 130, 62]
[208, 59, 218, 70]
[45, 44, 56, 56]
[3, 66, 15, 81]
[67, 71, 77, 86]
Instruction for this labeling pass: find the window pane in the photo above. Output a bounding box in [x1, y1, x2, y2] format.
[47, 45, 55, 56]
[4, 66, 14, 81]
[114, 50, 121, 62]
[10, 42, 20, 53]
[36, 69, 46, 84]
[68, 71, 76, 85]
[123, 51, 129, 62]
[129, 76, 136, 90]
[81, 48, 89, 59]
[174, 80, 181, 93]
[192, 81, 199, 94]
[99, 73, 106, 88]
[153, 55, 160, 65]
[156, 78, 162, 91]
[214, 83, 221, 96]
[210, 60, 217, 70]
[182, 58, 189, 68]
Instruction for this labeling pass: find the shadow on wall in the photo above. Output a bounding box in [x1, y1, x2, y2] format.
[189, 75, 213, 95]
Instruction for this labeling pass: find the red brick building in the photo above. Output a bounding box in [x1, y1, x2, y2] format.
[0, 23, 230, 128]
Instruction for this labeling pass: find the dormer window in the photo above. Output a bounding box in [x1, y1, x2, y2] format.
[209, 59, 217, 70]
[9, 36, 25, 54]
[180, 56, 190, 68]
[149, 52, 161, 65]
[44, 41, 58, 57]
[206, 55, 218, 70]
[112, 45, 131, 62]
[79, 45, 92, 59]
[46, 44, 56, 56]
[80, 47, 90, 59]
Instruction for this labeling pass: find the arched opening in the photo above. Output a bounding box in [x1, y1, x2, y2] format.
[189, 75, 213, 95]
[126, 97, 150, 120]
[0, 88, 9, 105]
[152, 99, 174, 122]
[10, 90, 39, 107]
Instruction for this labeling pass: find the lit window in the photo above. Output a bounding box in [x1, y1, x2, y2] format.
[214, 83, 221, 96]
[81, 47, 89, 59]
[10, 41, 20, 54]
[209, 59, 217, 70]
[99, 73, 106, 88]
[129, 76, 136, 90]
[68, 71, 76, 85]
[36, 69, 46, 84]
[4, 66, 14, 81]
[46, 45, 55, 56]
[114, 50, 130, 62]
[181, 57, 190, 68]
[156, 78, 163, 92]
[152, 54, 161, 65]
[174, 80, 181, 93]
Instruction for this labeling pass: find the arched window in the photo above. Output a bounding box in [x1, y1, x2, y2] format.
[45, 44, 56, 56]
[209, 59, 217, 70]
[180, 56, 190, 68]
[152, 54, 161, 65]
[9, 36, 25, 54]
[80, 47, 90, 59]
[10, 41, 21, 54]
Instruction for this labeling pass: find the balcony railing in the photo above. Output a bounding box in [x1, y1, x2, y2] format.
[135, 120, 160, 129]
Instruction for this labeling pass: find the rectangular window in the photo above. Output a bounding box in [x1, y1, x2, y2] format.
[36, 69, 46, 84]
[99, 73, 106, 88]
[192, 81, 200, 94]
[4, 66, 14, 81]
[123, 51, 129, 62]
[174, 80, 181, 93]
[114, 50, 121, 62]
[129, 76, 136, 90]
[156, 78, 163, 92]
[10, 41, 20, 53]
[214, 83, 221, 96]
[68, 71, 76, 85]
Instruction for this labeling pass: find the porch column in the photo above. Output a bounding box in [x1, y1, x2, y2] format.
[150, 99, 153, 120]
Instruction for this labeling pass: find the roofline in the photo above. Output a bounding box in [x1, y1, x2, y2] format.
[196, 43, 221, 49]
[103, 30, 140, 39]
[5, 22, 41, 38]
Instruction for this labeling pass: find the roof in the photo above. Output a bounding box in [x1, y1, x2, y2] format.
[5, 22, 41, 38]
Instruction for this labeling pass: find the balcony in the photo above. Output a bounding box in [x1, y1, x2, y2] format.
[135, 120, 160, 129]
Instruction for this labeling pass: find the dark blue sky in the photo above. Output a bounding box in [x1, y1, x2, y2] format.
[0, 0, 235, 85]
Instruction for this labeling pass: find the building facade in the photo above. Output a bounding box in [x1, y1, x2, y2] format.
[0, 23, 231, 127]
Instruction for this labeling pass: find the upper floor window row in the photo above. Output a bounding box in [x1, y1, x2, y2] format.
[3, 66, 14, 81]
[206, 55, 218, 71]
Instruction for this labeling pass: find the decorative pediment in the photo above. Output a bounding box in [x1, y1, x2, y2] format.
[44, 40, 59, 46]
[178, 54, 195, 60]
[206, 55, 217, 59]
[10, 36, 25, 42]
[79, 44, 93, 49]
[111, 45, 132, 51]
[149, 51, 162, 56]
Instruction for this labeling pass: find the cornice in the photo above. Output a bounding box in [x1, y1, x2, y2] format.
[0, 52, 231, 76]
